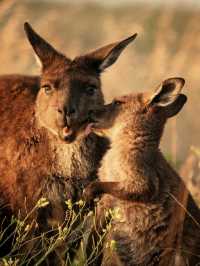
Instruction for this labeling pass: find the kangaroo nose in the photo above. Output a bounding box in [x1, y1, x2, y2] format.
[65, 106, 77, 127]
[65, 107, 76, 116]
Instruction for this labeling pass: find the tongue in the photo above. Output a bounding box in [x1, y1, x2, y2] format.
[63, 126, 73, 137]
[85, 123, 94, 136]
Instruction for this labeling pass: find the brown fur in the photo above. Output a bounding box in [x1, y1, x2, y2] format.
[0, 23, 137, 260]
[84, 78, 200, 265]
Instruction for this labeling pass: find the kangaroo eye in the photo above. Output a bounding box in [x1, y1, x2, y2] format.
[42, 84, 53, 95]
[113, 100, 122, 106]
[86, 85, 97, 96]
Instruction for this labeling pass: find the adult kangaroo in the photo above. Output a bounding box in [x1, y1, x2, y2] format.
[0, 22, 137, 261]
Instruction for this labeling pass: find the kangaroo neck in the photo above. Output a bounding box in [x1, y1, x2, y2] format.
[35, 120, 101, 182]
[110, 129, 160, 169]
[50, 132, 98, 178]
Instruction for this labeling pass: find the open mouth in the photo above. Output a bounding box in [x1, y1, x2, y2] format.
[59, 126, 76, 143]
[59, 116, 96, 143]
[82, 111, 106, 136]
[84, 121, 105, 137]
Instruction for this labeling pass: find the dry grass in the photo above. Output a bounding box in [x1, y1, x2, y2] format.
[180, 147, 200, 204]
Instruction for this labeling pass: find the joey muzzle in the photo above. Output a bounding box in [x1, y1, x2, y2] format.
[85, 110, 106, 136]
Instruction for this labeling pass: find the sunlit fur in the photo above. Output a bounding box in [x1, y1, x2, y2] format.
[0, 24, 137, 261]
[85, 79, 200, 266]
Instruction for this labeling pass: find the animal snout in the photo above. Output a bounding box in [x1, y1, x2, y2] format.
[57, 106, 76, 117]
[88, 108, 103, 122]
[65, 106, 76, 116]
[62, 126, 73, 137]
[65, 106, 78, 124]
[88, 110, 96, 122]
[57, 105, 78, 127]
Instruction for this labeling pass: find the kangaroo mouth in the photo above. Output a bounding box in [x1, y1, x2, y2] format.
[85, 121, 105, 137]
[59, 126, 76, 143]
[59, 117, 94, 143]
[84, 110, 106, 136]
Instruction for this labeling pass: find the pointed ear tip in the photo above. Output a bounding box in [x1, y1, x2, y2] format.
[128, 33, 138, 41]
[24, 22, 29, 29]
[122, 33, 138, 44]
[24, 22, 30, 33]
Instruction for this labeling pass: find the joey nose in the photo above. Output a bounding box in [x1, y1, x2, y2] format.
[57, 108, 63, 114]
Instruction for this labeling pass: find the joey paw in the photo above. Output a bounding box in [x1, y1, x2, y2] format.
[83, 182, 100, 203]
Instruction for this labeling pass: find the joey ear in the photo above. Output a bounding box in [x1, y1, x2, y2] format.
[164, 94, 187, 118]
[148, 77, 185, 107]
[87, 33, 137, 71]
[24, 22, 68, 69]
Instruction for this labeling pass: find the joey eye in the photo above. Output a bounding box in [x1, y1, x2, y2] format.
[86, 85, 97, 96]
[42, 84, 53, 95]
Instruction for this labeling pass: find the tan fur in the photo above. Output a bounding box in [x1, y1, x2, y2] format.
[84, 78, 200, 265]
[0, 23, 137, 261]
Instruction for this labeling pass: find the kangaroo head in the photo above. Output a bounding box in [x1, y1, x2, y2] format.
[24, 22, 137, 143]
[89, 77, 186, 146]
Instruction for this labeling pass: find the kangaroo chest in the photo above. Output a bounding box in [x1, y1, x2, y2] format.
[100, 195, 175, 265]
[49, 135, 100, 183]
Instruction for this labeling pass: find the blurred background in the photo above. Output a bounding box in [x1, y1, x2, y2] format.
[0, 0, 200, 179]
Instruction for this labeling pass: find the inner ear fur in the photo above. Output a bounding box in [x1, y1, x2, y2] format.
[148, 77, 185, 108]
[164, 94, 187, 118]
[84, 33, 137, 71]
[24, 22, 69, 69]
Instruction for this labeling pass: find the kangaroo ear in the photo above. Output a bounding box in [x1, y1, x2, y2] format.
[86, 34, 137, 71]
[24, 22, 67, 69]
[148, 77, 186, 117]
[164, 94, 187, 118]
[149, 78, 185, 107]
